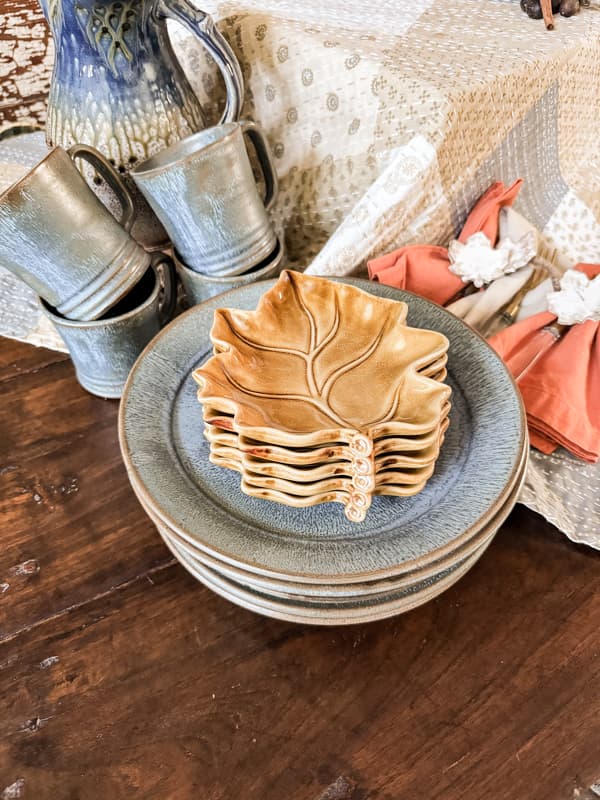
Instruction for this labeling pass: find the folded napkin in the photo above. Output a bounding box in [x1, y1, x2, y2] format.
[368, 179, 523, 306]
[367, 244, 463, 306]
[446, 206, 539, 334]
[489, 263, 600, 463]
[446, 265, 534, 335]
[457, 179, 523, 245]
[514, 276, 554, 322]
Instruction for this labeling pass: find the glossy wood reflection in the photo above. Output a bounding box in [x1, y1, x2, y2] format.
[1, 338, 599, 800]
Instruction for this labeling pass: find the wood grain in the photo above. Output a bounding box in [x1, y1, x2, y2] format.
[0, 0, 52, 128]
[1, 339, 600, 800]
[0, 337, 67, 383]
[0, 341, 171, 640]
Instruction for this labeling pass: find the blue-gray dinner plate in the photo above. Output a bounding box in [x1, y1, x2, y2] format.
[118, 278, 526, 583]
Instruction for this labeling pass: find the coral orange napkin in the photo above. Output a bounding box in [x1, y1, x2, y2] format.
[367, 245, 461, 306]
[458, 179, 523, 245]
[368, 179, 523, 306]
[489, 263, 600, 463]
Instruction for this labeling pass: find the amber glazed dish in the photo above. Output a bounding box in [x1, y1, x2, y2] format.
[193, 270, 451, 521]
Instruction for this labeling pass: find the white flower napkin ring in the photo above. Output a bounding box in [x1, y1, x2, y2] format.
[547, 269, 600, 325]
[448, 230, 537, 288]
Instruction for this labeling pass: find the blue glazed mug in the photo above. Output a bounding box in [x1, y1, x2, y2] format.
[0, 144, 150, 321]
[175, 237, 285, 306]
[40, 254, 177, 398]
[131, 121, 279, 276]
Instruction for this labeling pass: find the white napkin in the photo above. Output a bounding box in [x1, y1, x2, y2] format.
[515, 277, 554, 321]
[446, 265, 534, 332]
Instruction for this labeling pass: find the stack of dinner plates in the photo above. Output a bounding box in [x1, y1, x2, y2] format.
[119, 273, 528, 625]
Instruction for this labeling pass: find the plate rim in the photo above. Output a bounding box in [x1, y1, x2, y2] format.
[157, 448, 526, 597]
[119, 276, 527, 582]
[165, 533, 490, 626]
[131, 433, 528, 588]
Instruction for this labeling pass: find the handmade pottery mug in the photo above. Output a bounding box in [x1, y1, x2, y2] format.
[131, 121, 279, 277]
[39, 0, 245, 250]
[0, 144, 150, 321]
[39, 254, 176, 398]
[176, 237, 285, 306]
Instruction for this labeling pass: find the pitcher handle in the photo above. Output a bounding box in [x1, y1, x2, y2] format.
[240, 121, 278, 211]
[68, 144, 136, 232]
[152, 252, 177, 326]
[159, 0, 244, 124]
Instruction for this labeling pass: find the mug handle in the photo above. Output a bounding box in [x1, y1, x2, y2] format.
[240, 120, 279, 212]
[158, 0, 244, 125]
[152, 253, 177, 326]
[68, 144, 136, 232]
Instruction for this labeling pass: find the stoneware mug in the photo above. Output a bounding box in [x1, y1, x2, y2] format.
[39, 254, 177, 399]
[0, 144, 150, 321]
[131, 121, 278, 277]
[175, 237, 285, 306]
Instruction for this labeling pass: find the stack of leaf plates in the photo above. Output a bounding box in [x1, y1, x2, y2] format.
[193, 271, 453, 523]
[119, 277, 528, 625]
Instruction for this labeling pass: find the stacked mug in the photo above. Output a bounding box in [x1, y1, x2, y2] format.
[0, 144, 176, 398]
[130, 121, 284, 304]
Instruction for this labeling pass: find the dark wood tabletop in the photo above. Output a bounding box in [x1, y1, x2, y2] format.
[1, 336, 599, 800]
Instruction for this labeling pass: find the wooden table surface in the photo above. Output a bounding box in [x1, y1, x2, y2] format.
[1, 336, 599, 800]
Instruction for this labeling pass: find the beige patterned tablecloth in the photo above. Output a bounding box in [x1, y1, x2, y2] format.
[1, 0, 599, 543]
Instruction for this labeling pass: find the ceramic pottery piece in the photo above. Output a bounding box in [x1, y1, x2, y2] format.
[41, 254, 176, 398]
[148, 444, 526, 606]
[39, 0, 244, 249]
[119, 278, 526, 582]
[178, 536, 494, 609]
[203, 404, 450, 453]
[205, 418, 448, 478]
[131, 121, 278, 275]
[204, 417, 449, 502]
[0, 144, 150, 321]
[202, 408, 450, 463]
[193, 270, 451, 521]
[126, 447, 526, 622]
[126, 424, 528, 598]
[175, 238, 284, 306]
[203, 399, 450, 443]
[194, 271, 450, 440]
[160, 520, 493, 625]
[140, 441, 526, 623]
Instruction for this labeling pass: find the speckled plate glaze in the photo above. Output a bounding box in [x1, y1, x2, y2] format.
[164, 530, 489, 625]
[129, 437, 527, 601]
[173, 531, 494, 607]
[119, 278, 526, 584]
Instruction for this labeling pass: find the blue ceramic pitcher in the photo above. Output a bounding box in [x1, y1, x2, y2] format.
[39, 0, 244, 248]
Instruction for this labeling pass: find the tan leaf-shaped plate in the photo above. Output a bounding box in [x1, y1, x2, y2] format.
[193, 270, 451, 521]
[193, 270, 450, 442]
[210, 447, 439, 485]
[203, 408, 450, 464]
[208, 418, 447, 516]
[202, 398, 450, 440]
[207, 419, 448, 483]
[236, 479, 430, 509]
[203, 408, 449, 452]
